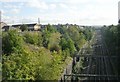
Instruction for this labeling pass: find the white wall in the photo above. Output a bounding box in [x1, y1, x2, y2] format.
[34, 24, 40, 30]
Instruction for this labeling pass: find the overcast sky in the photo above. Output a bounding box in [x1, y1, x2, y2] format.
[0, 0, 120, 25]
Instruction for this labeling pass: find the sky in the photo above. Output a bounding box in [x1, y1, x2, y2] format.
[0, 0, 120, 25]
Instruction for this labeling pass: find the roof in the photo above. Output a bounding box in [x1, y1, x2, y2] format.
[12, 23, 38, 27]
[2, 25, 10, 29]
[0, 22, 7, 28]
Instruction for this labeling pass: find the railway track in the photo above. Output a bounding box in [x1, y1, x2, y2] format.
[64, 29, 119, 82]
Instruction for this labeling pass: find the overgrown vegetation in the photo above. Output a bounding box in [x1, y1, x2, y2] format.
[101, 24, 120, 75]
[101, 25, 119, 55]
[2, 24, 94, 80]
[20, 24, 28, 31]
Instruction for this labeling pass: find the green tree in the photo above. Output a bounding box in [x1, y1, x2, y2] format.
[60, 37, 68, 50]
[83, 28, 93, 41]
[46, 24, 57, 33]
[67, 38, 76, 55]
[2, 29, 23, 55]
[20, 24, 28, 31]
[42, 28, 50, 48]
[48, 32, 61, 52]
[23, 32, 39, 45]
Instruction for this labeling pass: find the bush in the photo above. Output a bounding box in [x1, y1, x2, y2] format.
[2, 30, 23, 54]
[48, 32, 61, 52]
[2, 45, 71, 80]
[20, 24, 28, 31]
[23, 32, 39, 45]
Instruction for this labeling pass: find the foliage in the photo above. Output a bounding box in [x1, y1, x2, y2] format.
[101, 25, 118, 53]
[67, 38, 76, 55]
[101, 24, 120, 75]
[83, 27, 93, 41]
[2, 45, 71, 80]
[46, 24, 57, 33]
[20, 24, 28, 31]
[48, 32, 61, 52]
[23, 32, 39, 45]
[2, 30, 23, 54]
[42, 27, 50, 48]
[2, 24, 94, 80]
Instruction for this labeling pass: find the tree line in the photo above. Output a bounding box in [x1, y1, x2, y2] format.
[101, 24, 120, 75]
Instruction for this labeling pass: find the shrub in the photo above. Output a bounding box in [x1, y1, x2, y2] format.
[23, 32, 39, 45]
[2, 30, 23, 54]
[20, 24, 28, 31]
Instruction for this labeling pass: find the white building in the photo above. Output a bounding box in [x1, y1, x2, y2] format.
[12, 23, 41, 31]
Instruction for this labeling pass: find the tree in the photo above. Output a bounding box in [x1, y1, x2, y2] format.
[20, 24, 28, 31]
[48, 32, 61, 52]
[83, 28, 93, 41]
[60, 37, 68, 50]
[23, 32, 40, 45]
[46, 24, 57, 33]
[42, 28, 50, 48]
[2, 29, 23, 54]
[67, 38, 76, 55]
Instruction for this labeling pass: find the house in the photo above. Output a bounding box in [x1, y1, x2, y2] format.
[0, 22, 9, 31]
[12, 23, 41, 31]
[2, 23, 41, 31]
[41, 25, 47, 30]
[2, 25, 10, 31]
[0, 22, 7, 28]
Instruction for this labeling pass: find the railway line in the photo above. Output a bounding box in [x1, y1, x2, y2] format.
[64, 29, 119, 82]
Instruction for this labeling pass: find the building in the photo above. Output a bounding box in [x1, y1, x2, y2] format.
[2, 23, 41, 31]
[0, 22, 9, 31]
[2, 25, 10, 31]
[0, 22, 7, 28]
[12, 23, 40, 31]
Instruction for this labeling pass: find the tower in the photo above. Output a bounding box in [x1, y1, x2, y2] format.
[38, 18, 40, 24]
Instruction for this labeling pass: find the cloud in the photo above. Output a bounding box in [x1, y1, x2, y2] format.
[27, 0, 48, 9]
[2, 4, 21, 14]
[0, 0, 18, 2]
[1, 9, 6, 14]
[50, 4, 56, 9]
[2, 15, 11, 23]
[1, 0, 119, 25]
[0, 0, 30, 2]
[59, 4, 68, 8]
[1, 15, 33, 24]
[11, 8, 20, 14]
[3, 4, 22, 9]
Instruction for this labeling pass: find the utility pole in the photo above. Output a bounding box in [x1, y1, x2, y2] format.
[0, 11, 1, 23]
[0, 11, 1, 32]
